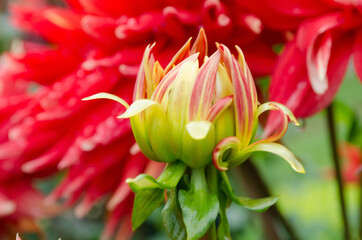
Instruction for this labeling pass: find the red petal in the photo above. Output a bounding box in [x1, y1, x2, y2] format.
[354, 30, 362, 83]
[266, 34, 353, 135]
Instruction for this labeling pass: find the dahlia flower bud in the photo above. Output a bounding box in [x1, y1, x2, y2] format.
[84, 29, 304, 240]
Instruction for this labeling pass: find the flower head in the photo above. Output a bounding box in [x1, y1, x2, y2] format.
[84, 29, 304, 240]
[86, 29, 304, 173]
[1, 0, 284, 238]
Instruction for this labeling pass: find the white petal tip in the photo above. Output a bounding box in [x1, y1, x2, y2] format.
[186, 121, 212, 140]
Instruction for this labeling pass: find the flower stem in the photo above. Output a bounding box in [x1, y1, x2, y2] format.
[235, 160, 300, 240]
[326, 104, 350, 240]
[191, 167, 207, 192]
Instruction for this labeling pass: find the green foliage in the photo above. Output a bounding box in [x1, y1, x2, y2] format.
[132, 188, 165, 230]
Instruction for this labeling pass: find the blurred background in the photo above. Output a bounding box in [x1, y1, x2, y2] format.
[1, 0, 362, 239]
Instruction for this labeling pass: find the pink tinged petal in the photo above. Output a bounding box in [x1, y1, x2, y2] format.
[164, 38, 191, 73]
[207, 95, 233, 122]
[151, 53, 199, 103]
[213, 136, 241, 171]
[354, 30, 362, 83]
[241, 143, 305, 173]
[188, 50, 221, 121]
[254, 102, 299, 144]
[236, 46, 258, 112]
[133, 44, 156, 101]
[190, 28, 208, 64]
[218, 44, 253, 149]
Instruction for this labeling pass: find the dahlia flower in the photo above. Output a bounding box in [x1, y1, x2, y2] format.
[1, 0, 281, 238]
[85, 29, 304, 240]
[244, 0, 362, 132]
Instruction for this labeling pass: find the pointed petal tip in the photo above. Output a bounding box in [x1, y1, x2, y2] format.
[81, 92, 130, 108]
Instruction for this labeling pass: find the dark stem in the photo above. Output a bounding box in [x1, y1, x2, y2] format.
[235, 160, 300, 240]
[326, 104, 350, 240]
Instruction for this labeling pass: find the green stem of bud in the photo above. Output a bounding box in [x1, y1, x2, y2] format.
[191, 167, 208, 192]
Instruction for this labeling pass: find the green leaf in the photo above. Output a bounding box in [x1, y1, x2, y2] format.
[127, 161, 187, 192]
[220, 172, 278, 212]
[132, 188, 164, 230]
[162, 190, 187, 240]
[178, 189, 219, 240]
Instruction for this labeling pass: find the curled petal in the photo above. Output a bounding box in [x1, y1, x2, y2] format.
[256, 101, 299, 143]
[242, 142, 305, 173]
[117, 99, 158, 119]
[213, 137, 241, 171]
[82, 92, 130, 109]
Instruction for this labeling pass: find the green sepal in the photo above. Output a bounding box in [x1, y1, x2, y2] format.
[220, 171, 278, 212]
[127, 161, 187, 192]
[181, 121, 215, 169]
[132, 188, 164, 230]
[145, 103, 177, 162]
[162, 189, 187, 240]
[178, 168, 219, 240]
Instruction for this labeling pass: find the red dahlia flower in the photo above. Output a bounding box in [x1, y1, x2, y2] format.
[255, 0, 362, 133]
[0, 0, 280, 238]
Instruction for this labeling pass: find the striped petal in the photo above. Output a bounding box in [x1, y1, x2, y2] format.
[133, 43, 156, 100]
[255, 101, 299, 144]
[164, 38, 191, 73]
[218, 44, 254, 149]
[187, 50, 221, 121]
[151, 53, 199, 103]
[207, 95, 233, 122]
[236, 46, 258, 112]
